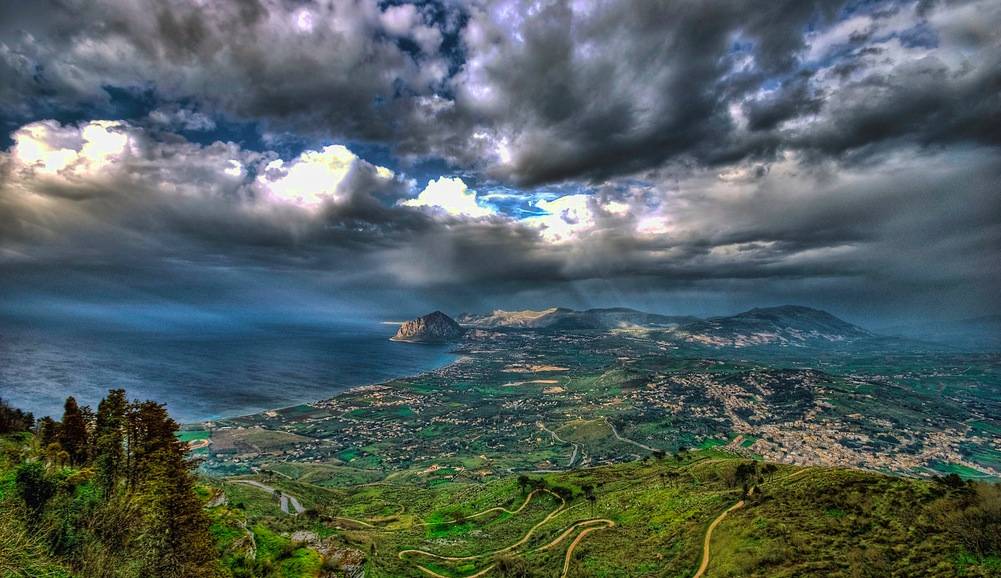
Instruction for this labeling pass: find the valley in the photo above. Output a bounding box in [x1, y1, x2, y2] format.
[181, 307, 1001, 575]
[196, 308, 1001, 483]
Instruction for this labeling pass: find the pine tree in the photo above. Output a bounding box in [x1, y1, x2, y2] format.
[127, 400, 220, 577]
[94, 389, 127, 497]
[38, 416, 60, 448]
[59, 396, 90, 466]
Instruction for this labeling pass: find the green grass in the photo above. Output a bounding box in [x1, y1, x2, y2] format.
[207, 449, 996, 576]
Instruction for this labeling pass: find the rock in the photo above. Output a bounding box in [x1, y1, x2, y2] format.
[392, 311, 465, 343]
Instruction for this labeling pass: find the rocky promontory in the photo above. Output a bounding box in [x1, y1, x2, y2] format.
[391, 311, 465, 343]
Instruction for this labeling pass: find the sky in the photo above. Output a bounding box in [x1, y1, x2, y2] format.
[0, 0, 998, 327]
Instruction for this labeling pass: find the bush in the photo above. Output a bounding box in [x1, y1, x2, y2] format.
[14, 461, 56, 521]
[939, 482, 1001, 558]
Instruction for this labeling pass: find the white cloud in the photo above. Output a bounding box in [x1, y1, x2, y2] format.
[8, 120, 134, 178]
[254, 145, 394, 211]
[522, 194, 597, 242]
[380, 4, 419, 36]
[401, 177, 495, 218]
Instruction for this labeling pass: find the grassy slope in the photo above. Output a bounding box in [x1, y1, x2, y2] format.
[209, 450, 999, 578]
[3, 431, 995, 578]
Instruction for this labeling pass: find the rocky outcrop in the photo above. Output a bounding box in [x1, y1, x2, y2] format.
[392, 311, 465, 343]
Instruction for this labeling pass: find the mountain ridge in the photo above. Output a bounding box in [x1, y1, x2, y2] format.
[677, 305, 871, 347]
[457, 304, 872, 347]
[457, 306, 697, 330]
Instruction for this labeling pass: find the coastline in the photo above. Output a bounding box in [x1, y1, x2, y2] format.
[190, 351, 468, 428]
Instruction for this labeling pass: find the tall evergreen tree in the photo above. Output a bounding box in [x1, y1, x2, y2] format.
[94, 389, 127, 496]
[59, 396, 89, 466]
[127, 400, 219, 577]
[37, 416, 60, 448]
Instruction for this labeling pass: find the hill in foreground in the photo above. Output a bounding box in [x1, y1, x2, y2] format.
[199, 449, 1000, 577]
[2, 400, 1000, 577]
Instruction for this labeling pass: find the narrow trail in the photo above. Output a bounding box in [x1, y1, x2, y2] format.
[533, 519, 614, 552]
[458, 487, 549, 522]
[692, 468, 809, 577]
[187, 438, 210, 450]
[560, 522, 614, 578]
[328, 488, 553, 532]
[693, 499, 745, 578]
[531, 517, 616, 578]
[398, 489, 568, 563]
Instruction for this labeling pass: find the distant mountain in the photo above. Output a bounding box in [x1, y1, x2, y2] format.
[881, 315, 1001, 350]
[675, 305, 871, 347]
[457, 307, 696, 330]
[392, 311, 466, 343]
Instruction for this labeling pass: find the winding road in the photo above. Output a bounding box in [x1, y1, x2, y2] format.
[603, 417, 656, 452]
[539, 422, 582, 467]
[231, 479, 305, 515]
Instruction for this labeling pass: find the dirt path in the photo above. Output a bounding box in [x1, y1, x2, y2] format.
[328, 488, 554, 532]
[230, 479, 305, 515]
[398, 490, 568, 563]
[693, 499, 745, 578]
[560, 522, 614, 578]
[404, 507, 614, 578]
[691, 473, 800, 578]
[531, 517, 616, 578]
[533, 519, 613, 552]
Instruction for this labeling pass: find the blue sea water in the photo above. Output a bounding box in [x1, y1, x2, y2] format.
[0, 320, 456, 423]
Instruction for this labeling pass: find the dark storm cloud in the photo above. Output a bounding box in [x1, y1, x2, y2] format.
[453, 0, 844, 184]
[0, 0, 999, 323]
[1, 1, 998, 180]
[0, 0, 455, 142]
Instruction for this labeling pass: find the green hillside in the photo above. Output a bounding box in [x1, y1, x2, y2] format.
[3, 394, 999, 578]
[201, 451, 1000, 577]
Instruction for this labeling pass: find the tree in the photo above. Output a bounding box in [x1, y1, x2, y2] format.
[38, 416, 60, 448]
[734, 462, 758, 488]
[938, 482, 1001, 557]
[582, 484, 597, 515]
[126, 400, 220, 577]
[59, 397, 90, 466]
[0, 398, 34, 434]
[94, 389, 128, 497]
[517, 474, 530, 494]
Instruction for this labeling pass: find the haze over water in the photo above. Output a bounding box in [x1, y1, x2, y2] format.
[0, 320, 456, 423]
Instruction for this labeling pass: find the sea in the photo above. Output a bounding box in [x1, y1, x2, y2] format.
[0, 320, 456, 423]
